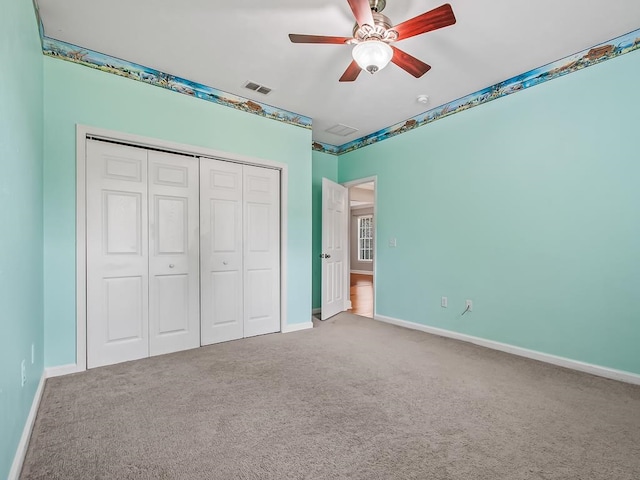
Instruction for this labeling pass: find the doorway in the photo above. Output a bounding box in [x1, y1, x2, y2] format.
[347, 180, 375, 318]
[319, 176, 376, 321]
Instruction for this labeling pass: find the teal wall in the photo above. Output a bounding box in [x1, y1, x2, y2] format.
[311, 151, 339, 309]
[338, 49, 640, 375]
[2, 2, 637, 475]
[0, 0, 44, 477]
[43, 58, 312, 367]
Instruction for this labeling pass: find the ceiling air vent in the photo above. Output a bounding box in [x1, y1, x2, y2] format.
[243, 81, 272, 95]
[325, 124, 359, 137]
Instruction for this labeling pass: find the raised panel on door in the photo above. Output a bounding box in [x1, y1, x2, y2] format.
[331, 200, 345, 306]
[321, 178, 348, 320]
[148, 151, 200, 356]
[200, 158, 244, 345]
[104, 276, 144, 341]
[210, 270, 241, 326]
[86, 140, 149, 368]
[243, 165, 280, 337]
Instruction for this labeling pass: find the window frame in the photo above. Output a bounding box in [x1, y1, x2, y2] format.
[357, 214, 374, 262]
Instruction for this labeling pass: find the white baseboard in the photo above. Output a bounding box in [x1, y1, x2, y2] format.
[312, 308, 321, 315]
[374, 314, 640, 386]
[350, 270, 373, 275]
[8, 372, 46, 480]
[45, 364, 83, 378]
[282, 321, 314, 333]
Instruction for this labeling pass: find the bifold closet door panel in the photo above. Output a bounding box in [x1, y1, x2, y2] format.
[86, 140, 149, 368]
[243, 165, 281, 337]
[148, 151, 200, 356]
[200, 158, 244, 345]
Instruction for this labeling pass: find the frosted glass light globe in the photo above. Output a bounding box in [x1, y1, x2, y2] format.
[352, 40, 393, 74]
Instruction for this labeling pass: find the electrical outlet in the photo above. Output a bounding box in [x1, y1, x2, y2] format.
[21, 360, 26, 387]
[465, 299, 473, 312]
[441, 296, 448, 308]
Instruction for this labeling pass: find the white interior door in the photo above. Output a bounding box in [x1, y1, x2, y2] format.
[200, 158, 244, 345]
[321, 178, 348, 320]
[148, 151, 200, 356]
[87, 140, 149, 368]
[243, 165, 280, 337]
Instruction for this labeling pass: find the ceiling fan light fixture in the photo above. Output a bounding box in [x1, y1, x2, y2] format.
[352, 40, 393, 74]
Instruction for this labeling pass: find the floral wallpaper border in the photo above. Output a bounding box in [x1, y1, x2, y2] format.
[314, 28, 640, 155]
[31, 1, 638, 156]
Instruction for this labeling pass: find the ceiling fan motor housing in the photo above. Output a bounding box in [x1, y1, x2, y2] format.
[351, 11, 397, 74]
[353, 12, 396, 42]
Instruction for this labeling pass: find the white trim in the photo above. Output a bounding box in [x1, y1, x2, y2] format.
[45, 364, 82, 378]
[8, 372, 46, 480]
[77, 125, 288, 170]
[76, 124, 290, 372]
[282, 321, 314, 333]
[279, 167, 289, 337]
[342, 176, 378, 189]
[350, 270, 373, 275]
[356, 214, 374, 263]
[374, 314, 640, 386]
[76, 128, 87, 371]
[312, 308, 321, 315]
[350, 203, 374, 211]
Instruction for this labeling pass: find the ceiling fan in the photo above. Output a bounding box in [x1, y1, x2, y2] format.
[289, 0, 456, 82]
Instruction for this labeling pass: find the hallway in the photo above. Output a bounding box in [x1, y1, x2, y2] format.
[348, 273, 373, 318]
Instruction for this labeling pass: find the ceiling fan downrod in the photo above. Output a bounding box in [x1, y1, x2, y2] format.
[368, 0, 386, 13]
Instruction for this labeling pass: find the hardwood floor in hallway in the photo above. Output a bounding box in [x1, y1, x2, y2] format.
[349, 273, 373, 318]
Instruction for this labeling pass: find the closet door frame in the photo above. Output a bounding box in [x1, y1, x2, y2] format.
[75, 124, 289, 373]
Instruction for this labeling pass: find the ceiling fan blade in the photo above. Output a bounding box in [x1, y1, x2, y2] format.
[393, 3, 456, 41]
[347, 0, 375, 27]
[391, 46, 431, 78]
[288, 34, 352, 44]
[339, 60, 362, 82]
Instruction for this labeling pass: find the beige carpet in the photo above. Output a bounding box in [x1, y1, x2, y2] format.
[21, 313, 640, 479]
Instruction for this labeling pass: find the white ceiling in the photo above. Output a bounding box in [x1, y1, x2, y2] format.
[37, 0, 640, 146]
[354, 182, 375, 191]
[350, 182, 375, 207]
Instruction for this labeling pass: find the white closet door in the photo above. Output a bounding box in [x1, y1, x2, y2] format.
[243, 165, 281, 337]
[148, 151, 200, 356]
[200, 158, 244, 345]
[87, 140, 149, 368]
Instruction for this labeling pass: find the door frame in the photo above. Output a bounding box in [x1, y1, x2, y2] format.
[342, 176, 377, 317]
[75, 124, 289, 372]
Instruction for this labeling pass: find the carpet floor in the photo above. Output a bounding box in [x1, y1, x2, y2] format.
[21, 313, 640, 479]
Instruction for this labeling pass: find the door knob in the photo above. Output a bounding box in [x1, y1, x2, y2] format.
[320, 253, 331, 259]
[223, 261, 228, 265]
[169, 264, 175, 268]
